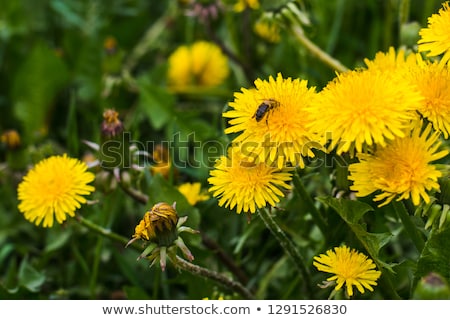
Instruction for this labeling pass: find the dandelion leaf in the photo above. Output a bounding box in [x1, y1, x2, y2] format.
[318, 196, 393, 271]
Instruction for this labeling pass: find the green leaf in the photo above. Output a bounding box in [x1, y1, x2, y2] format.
[317, 196, 393, 271]
[44, 228, 72, 253]
[18, 259, 46, 292]
[12, 41, 69, 143]
[137, 77, 175, 130]
[415, 227, 450, 284]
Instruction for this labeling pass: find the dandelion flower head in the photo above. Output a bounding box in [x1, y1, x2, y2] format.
[167, 41, 229, 92]
[307, 68, 423, 155]
[348, 121, 448, 207]
[208, 147, 292, 214]
[313, 245, 381, 297]
[17, 154, 95, 227]
[223, 73, 319, 169]
[407, 58, 450, 138]
[418, 1, 450, 65]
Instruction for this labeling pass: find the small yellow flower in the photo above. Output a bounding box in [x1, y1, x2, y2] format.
[224, 73, 320, 169]
[1, 129, 21, 149]
[150, 144, 176, 180]
[418, 1, 450, 65]
[208, 147, 292, 214]
[348, 122, 448, 207]
[167, 41, 229, 92]
[307, 68, 423, 155]
[234, 0, 260, 13]
[313, 245, 381, 297]
[103, 36, 118, 54]
[178, 182, 210, 206]
[17, 154, 95, 227]
[254, 19, 281, 43]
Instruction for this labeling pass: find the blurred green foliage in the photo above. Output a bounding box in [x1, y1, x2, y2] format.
[0, 0, 448, 300]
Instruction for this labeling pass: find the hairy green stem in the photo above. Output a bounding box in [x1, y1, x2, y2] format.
[75, 214, 253, 299]
[172, 256, 255, 300]
[258, 207, 314, 298]
[76, 214, 132, 245]
[290, 25, 349, 73]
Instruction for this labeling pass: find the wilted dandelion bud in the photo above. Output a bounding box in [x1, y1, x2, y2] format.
[99, 109, 130, 169]
[128, 202, 179, 247]
[1, 130, 21, 149]
[103, 36, 118, 55]
[101, 109, 123, 139]
[150, 202, 179, 246]
[127, 201, 198, 271]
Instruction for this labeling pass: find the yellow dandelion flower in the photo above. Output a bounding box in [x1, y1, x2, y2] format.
[407, 58, 450, 138]
[223, 73, 319, 169]
[313, 245, 381, 297]
[348, 122, 449, 207]
[307, 68, 423, 155]
[254, 20, 281, 43]
[177, 182, 210, 206]
[364, 46, 418, 74]
[418, 1, 450, 65]
[234, 0, 260, 13]
[17, 154, 95, 228]
[208, 147, 292, 214]
[167, 41, 229, 92]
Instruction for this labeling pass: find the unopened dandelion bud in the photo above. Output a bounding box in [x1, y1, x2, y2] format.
[127, 201, 198, 271]
[100, 109, 130, 169]
[1, 130, 21, 149]
[413, 272, 450, 299]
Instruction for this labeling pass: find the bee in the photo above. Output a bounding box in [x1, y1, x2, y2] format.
[252, 99, 280, 123]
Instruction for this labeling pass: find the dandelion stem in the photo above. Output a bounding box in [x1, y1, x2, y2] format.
[76, 214, 132, 246]
[75, 215, 254, 299]
[258, 207, 314, 298]
[290, 25, 349, 73]
[392, 201, 425, 253]
[172, 256, 255, 300]
[293, 170, 328, 236]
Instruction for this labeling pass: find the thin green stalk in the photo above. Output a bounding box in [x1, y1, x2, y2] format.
[89, 236, 103, 298]
[293, 170, 328, 236]
[172, 256, 255, 300]
[290, 25, 349, 73]
[392, 201, 425, 253]
[258, 207, 314, 298]
[76, 214, 131, 245]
